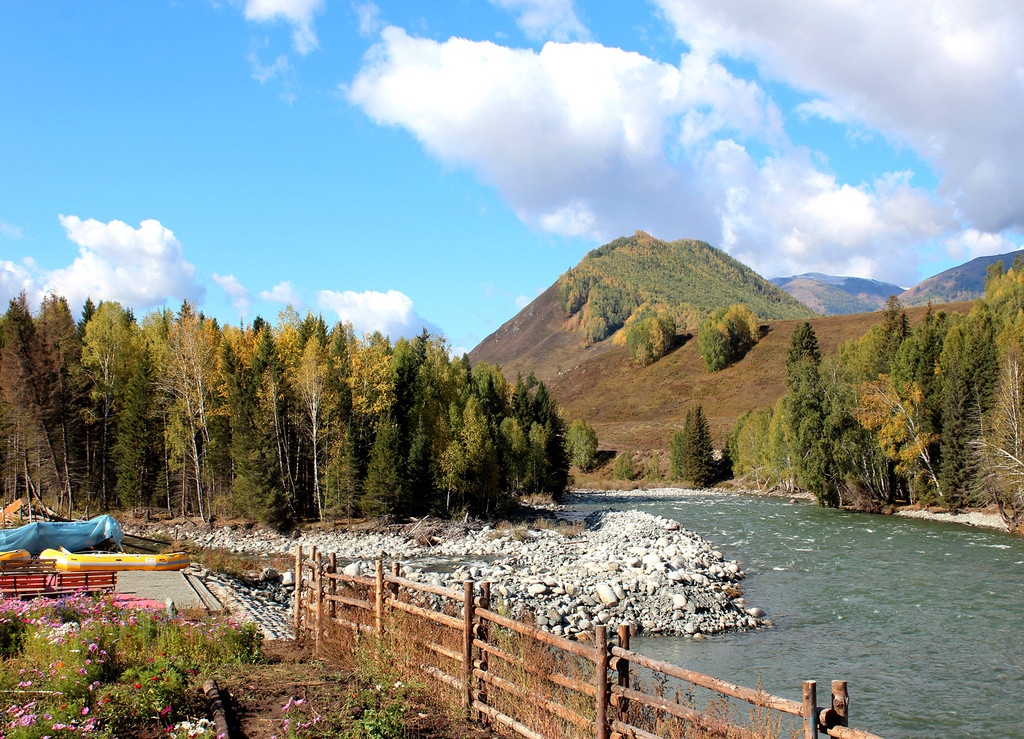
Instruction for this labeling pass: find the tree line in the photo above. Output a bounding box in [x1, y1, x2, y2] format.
[728, 259, 1024, 529]
[0, 293, 569, 528]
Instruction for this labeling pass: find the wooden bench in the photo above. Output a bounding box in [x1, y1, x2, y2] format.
[0, 565, 117, 599]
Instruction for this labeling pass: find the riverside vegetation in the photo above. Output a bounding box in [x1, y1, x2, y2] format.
[727, 259, 1024, 530]
[0, 294, 569, 527]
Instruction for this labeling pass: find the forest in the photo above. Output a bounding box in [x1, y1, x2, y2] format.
[0, 293, 569, 528]
[728, 258, 1024, 530]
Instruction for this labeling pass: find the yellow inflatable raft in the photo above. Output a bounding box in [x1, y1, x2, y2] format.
[0, 549, 30, 564]
[39, 548, 190, 572]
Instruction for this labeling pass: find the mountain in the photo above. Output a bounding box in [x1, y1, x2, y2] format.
[899, 249, 1024, 306]
[556, 231, 814, 340]
[471, 231, 814, 379]
[770, 273, 904, 316]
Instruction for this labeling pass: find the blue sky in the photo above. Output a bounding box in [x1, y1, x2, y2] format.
[3, 1, 1023, 353]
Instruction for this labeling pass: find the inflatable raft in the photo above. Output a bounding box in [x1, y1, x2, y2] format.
[0, 549, 30, 564]
[39, 548, 190, 572]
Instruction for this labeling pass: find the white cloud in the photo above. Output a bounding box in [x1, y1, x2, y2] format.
[514, 294, 531, 309]
[653, 0, 1024, 233]
[348, 28, 779, 243]
[260, 281, 305, 308]
[0, 260, 42, 308]
[353, 1, 382, 38]
[704, 140, 952, 284]
[943, 229, 1019, 263]
[245, 0, 325, 55]
[1, 220, 23, 240]
[213, 273, 252, 315]
[316, 288, 434, 340]
[46, 216, 204, 311]
[490, 0, 589, 42]
[249, 51, 292, 83]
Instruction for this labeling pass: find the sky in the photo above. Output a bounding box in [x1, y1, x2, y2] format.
[2, 0, 1024, 354]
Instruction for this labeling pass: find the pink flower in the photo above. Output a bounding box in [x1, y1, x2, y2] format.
[82, 706, 89, 715]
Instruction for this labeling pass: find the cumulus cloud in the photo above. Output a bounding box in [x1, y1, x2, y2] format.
[652, 0, 1024, 233]
[260, 281, 305, 308]
[213, 273, 252, 315]
[245, 0, 325, 55]
[490, 0, 590, 42]
[44, 216, 204, 311]
[703, 141, 952, 284]
[514, 294, 532, 310]
[316, 288, 435, 340]
[348, 28, 780, 243]
[943, 229, 1020, 263]
[0, 261, 42, 308]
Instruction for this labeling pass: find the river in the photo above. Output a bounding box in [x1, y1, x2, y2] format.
[568, 490, 1024, 739]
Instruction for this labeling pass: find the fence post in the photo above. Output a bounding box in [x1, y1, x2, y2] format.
[328, 553, 337, 621]
[478, 582, 490, 727]
[831, 681, 849, 727]
[463, 580, 475, 718]
[596, 625, 610, 739]
[314, 548, 323, 656]
[615, 623, 631, 721]
[803, 680, 818, 739]
[292, 545, 303, 639]
[375, 558, 385, 635]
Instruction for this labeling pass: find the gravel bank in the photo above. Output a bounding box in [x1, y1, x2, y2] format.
[895, 508, 1009, 531]
[130, 506, 768, 641]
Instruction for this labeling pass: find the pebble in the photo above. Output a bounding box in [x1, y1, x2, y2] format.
[128, 503, 768, 641]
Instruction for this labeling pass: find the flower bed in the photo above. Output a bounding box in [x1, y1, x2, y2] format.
[0, 594, 262, 739]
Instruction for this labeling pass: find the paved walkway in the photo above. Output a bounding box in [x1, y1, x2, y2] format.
[115, 570, 222, 612]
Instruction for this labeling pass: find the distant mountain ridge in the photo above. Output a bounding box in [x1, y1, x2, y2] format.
[770, 273, 904, 316]
[899, 249, 1024, 307]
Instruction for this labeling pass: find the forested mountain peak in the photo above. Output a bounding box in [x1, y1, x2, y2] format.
[556, 231, 815, 344]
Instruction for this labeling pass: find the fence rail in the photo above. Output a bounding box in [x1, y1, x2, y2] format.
[292, 545, 885, 739]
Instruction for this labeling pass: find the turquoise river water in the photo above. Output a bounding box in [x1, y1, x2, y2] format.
[569, 491, 1024, 739]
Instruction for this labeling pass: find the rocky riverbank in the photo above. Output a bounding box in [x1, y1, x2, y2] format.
[129, 505, 767, 641]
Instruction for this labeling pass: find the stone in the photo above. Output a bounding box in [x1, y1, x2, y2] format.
[672, 594, 688, 610]
[746, 607, 766, 618]
[280, 571, 295, 587]
[527, 583, 548, 595]
[596, 583, 619, 605]
[342, 562, 361, 577]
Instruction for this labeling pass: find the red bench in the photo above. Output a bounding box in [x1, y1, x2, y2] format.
[0, 564, 117, 599]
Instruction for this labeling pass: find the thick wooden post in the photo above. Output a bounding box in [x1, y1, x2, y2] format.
[831, 681, 849, 727]
[803, 680, 818, 739]
[478, 582, 491, 726]
[314, 548, 323, 656]
[375, 558, 385, 635]
[615, 623, 631, 720]
[596, 625, 610, 739]
[463, 580, 475, 717]
[292, 545, 303, 639]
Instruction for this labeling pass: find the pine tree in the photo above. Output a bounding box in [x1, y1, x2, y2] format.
[362, 416, 401, 516]
[613, 450, 635, 481]
[682, 405, 715, 487]
[784, 322, 839, 506]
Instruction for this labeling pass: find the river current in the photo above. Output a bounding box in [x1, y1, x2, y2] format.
[568, 490, 1024, 739]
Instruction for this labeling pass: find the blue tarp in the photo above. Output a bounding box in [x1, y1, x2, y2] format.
[0, 515, 123, 555]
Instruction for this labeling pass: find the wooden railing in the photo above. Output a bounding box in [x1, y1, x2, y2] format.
[292, 545, 885, 739]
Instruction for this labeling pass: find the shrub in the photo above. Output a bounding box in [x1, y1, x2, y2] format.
[613, 451, 636, 481]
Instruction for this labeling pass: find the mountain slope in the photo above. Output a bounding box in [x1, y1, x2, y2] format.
[900, 249, 1024, 306]
[558, 232, 814, 346]
[770, 273, 903, 315]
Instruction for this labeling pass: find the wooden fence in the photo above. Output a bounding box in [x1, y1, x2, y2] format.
[292, 546, 885, 739]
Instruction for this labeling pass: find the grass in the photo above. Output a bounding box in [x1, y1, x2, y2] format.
[0, 593, 263, 739]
